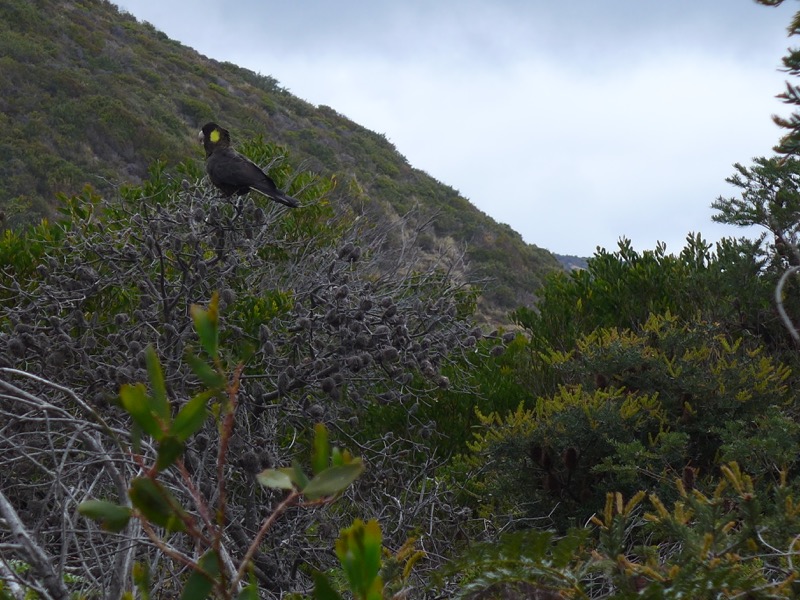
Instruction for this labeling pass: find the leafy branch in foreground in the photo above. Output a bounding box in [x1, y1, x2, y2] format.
[78, 295, 366, 600]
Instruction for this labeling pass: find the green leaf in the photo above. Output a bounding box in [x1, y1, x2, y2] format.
[131, 422, 143, 454]
[144, 345, 170, 421]
[156, 435, 184, 471]
[335, 519, 383, 598]
[172, 391, 212, 442]
[179, 550, 219, 600]
[191, 292, 219, 359]
[290, 460, 310, 490]
[360, 519, 383, 579]
[312, 423, 330, 475]
[185, 352, 225, 389]
[78, 500, 132, 533]
[132, 561, 151, 596]
[120, 383, 164, 440]
[313, 572, 344, 600]
[302, 460, 364, 500]
[256, 469, 295, 490]
[552, 529, 588, 568]
[236, 583, 259, 600]
[129, 477, 186, 533]
[366, 576, 383, 600]
[331, 447, 354, 467]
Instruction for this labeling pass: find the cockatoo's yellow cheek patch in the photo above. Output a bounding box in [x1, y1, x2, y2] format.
[210, 129, 221, 143]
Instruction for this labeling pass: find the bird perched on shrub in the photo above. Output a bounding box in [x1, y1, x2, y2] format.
[199, 122, 300, 208]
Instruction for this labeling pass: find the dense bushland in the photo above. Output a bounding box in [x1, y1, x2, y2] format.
[5, 150, 800, 598]
[0, 144, 484, 598]
[6, 1, 800, 598]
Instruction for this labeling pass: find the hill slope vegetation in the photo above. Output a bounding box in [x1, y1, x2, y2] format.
[0, 0, 561, 321]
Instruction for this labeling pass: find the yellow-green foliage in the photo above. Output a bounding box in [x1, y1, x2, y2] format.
[461, 313, 796, 529]
[629, 462, 800, 597]
[442, 464, 800, 598]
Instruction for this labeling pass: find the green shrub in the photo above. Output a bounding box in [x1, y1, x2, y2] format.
[459, 313, 795, 529]
[440, 465, 800, 598]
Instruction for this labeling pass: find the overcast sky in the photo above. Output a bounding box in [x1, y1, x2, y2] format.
[116, 0, 798, 257]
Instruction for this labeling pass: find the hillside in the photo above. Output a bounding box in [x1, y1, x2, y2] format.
[0, 0, 561, 321]
[553, 253, 589, 271]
